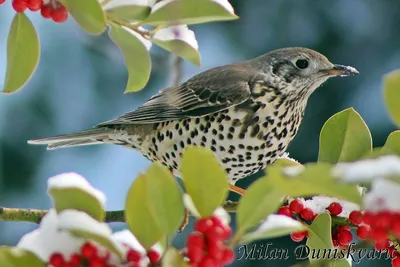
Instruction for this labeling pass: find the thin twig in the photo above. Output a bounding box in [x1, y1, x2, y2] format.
[170, 55, 183, 86]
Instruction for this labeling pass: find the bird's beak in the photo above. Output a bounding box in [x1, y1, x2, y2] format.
[321, 64, 359, 77]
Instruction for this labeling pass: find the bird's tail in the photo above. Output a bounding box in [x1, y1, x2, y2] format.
[27, 128, 116, 150]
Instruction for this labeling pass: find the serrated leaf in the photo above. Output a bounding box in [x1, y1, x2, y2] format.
[125, 173, 164, 250]
[144, 0, 238, 25]
[267, 164, 362, 204]
[3, 13, 39, 94]
[162, 248, 190, 267]
[59, 0, 106, 34]
[152, 39, 200, 66]
[382, 130, 400, 155]
[0, 247, 45, 267]
[146, 163, 185, 236]
[49, 187, 105, 221]
[181, 147, 229, 217]
[109, 25, 152, 93]
[68, 229, 124, 259]
[235, 178, 285, 241]
[318, 108, 372, 164]
[384, 70, 400, 127]
[240, 214, 306, 244]
[106, 5, 151, 22]
[273, 158, 302, 167]
[306, 213, 350, 267]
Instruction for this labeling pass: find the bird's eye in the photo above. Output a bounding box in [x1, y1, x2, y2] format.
[295, 59, 309, 69]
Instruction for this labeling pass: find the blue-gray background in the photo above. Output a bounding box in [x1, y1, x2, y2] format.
[0, 1, 399, 266]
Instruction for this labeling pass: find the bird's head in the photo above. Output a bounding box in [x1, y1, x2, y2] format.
[260, 47, 359, 99]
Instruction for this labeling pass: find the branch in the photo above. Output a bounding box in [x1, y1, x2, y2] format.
[169, 55, 183, 86]
[0, 201, 239, 224]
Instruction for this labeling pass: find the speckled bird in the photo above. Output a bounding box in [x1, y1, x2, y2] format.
[28, 47, 358, 195]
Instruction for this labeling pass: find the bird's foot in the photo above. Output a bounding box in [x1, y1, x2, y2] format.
[229, 184, 246, 196]
[178, 208, 190, 232]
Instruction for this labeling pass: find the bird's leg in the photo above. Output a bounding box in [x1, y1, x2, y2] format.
[229, 184, 246, 196]
[178, 208, 190, 232]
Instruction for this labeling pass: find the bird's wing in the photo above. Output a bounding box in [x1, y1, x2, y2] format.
[98, 64, 265, 125]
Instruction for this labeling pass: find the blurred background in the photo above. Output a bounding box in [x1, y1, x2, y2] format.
[0, 0, 400, 266]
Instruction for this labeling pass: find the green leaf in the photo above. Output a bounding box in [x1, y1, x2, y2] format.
[151, 39, 200, 66]
[48, 187, 105, 221]
[384, 70, 400, 126]
[0, 247, 45, 267]
[306, 213, 350, 267]
[318, 108, 372, 164]
[125, 173, 164, 250]
[181, 147, 229, 217]
[109, 25, 152, 93]
[59, 0, 106, 34]
[3, 13, 39, 94]
[68, 229, 124, 259]
[240, 215, 306, 244]
[146, 163, 185, 236]
[235, 178, 285, 241]
[144, 0, 238, 25]
[272, 157, 302, 167]
[267, 164, 362, 204]
[162, 248, 190, 267]
[105, 5, 151, 22]
[382, 130, 400, 155]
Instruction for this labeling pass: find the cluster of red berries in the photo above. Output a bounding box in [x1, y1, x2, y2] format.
[48, 241, 161, 267]
[0, 0, 68, 23]
[186, 216, 234, 267]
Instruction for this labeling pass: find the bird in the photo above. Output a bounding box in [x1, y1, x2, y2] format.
[28, 47, 359, 196]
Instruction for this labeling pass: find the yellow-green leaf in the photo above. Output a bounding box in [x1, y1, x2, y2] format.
[109, 25, 152, 93]
[59, 0, 106, 34]
[162, 248, 190, 267]
[0, 247, 45, 267]
[318, 108, 372, 164]
[146, 163, 185, 236]
[152, 39, 200, 66]
[306, 213, 350, 267]
[235, 178, 285, 241]
[272, 157, 302, 168]
[144, 0, 238, 25]
[3, 13, 39, 94]
[48, 187, 105, 221]
[267, 164, 362, 204]
[106, 5, 151, 22]
[382, 130, 400, 155]
[384, 70, 400, 126]
[181, 147, 229, 218]
[125, 173, 164, 250]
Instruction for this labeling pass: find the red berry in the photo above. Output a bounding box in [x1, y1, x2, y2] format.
[349, 211, 363, 225]
[370, 227, 388, 242]
[81, 242, 98, 259]
[63, 263, 75, 267]
[393, 257, 400, 267]
[126, 249, 142, 263]
[221, 248, 234, 265]
[290, 231, 307, 242]
[187, 232, 205, 248]
[187, 245, 204, 264]
[12, 0, 28, 12]
[41, 5, 52, 18]
[89, 258, 106, 267]
[147, 250, 161, 263]
[51, 6, 68, 23]
[195, 218, 214, 234]
[362, 211, 375, 225]
[391, 221, 400, 238]
[373, 211, 392, 229]
[337, 229, 353, 247]
[69, 253, 81, 265]
[356, 225, 371, 240]
[206, 226, 225, 241]
[207, 240, 224, 262]
[300, 208, 314, 221]
[374, 239, 389, 250]
[277, 206, 292, 217]
[27, 0, 41, 11]
[289, 199, 304, 214]
[0, 0, 5, 4]
[49, 253, 65, 267]
[211, 217, 231, 239]
[327, 202, 343, 216]
[198, 256, 216, 267]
